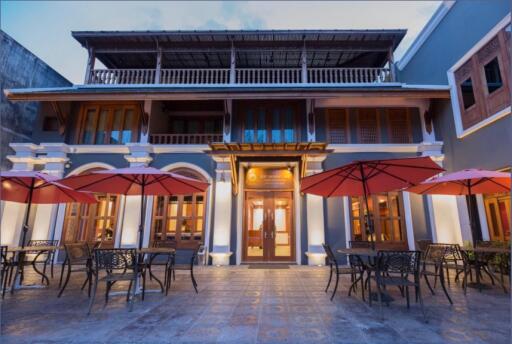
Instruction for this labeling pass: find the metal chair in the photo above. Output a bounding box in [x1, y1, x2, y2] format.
[58, 243, 94, 298]
[166, 244, 202, 295]
[373, 250, 426, 322]
[1, 246, 15, 299]
[421, 244, 452, 304]
[87, 248, 142, 314]
[149, 240, 176, 293]
[27, 240, 59, 282]
[322, 243, 357, 301]
[476, 241, 509, 292]
[416, 240, 433, 252]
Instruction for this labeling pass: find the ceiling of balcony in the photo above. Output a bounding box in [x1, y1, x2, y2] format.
[72, 29, 406, 69]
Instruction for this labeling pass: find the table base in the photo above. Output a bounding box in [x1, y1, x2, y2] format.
[370, 292, 394, 302]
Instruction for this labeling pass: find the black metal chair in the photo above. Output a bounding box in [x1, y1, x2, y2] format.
[150, 240, 176, 292]
[167, 244, 202, 295]
[322, 243, 358, 301]
[476, 241, 509, 293]
[421, 244, 452, 304]
[87, 248, 142, 314]
[58, 243, 94, 298]
[441, 244, 466, 286]
[27, 240, 59, 282]
[373, 250, 426, 322]
[1, 246, 15, 299]
[416, 240, 433, 253]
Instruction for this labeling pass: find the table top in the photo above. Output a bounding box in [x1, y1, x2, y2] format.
[461, 247, 510, 254]
[138, 247, 176, 254]
[337, 248, 378, 257]
[8, 245, 62, 253]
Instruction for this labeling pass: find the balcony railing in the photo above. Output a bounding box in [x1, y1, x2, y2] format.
[149, 133, 223, 145]
[87, 67, 392, 85]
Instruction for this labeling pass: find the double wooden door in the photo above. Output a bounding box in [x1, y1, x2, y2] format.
[243, 191, 294, 262]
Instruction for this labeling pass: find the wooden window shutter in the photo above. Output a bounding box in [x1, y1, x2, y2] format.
[357, 109, 379, 143]
[326, 109, 348, 144]
[387, 109, 411, 143]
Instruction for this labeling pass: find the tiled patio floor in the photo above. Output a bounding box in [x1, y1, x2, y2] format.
[1, 265, 510, 343]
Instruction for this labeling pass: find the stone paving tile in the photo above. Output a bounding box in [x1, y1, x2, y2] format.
[0, 266, 510, 344]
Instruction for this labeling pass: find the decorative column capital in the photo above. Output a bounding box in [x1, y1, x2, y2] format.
[124, 143, 154, 167]
[7, 143, 39, 171]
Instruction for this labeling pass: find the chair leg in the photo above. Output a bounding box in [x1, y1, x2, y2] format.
[129, 278, 136, 312]
[417, 283, 427, 323]
[325, 266, 333, 293]
[59, 260, 66, 288]
[360, 272, 365, 302]
[462, 268, 468, 295]
[445, 266, 451, 286]
[41, 262, 48, 284]
[87, 270, 93, 297]
[125, 281, 131, 302]
[106, 281, 112, 304]
[330, 273, 339, 301]
[87, 278, 98, 315]
[405, 286, 410, 309]
[191, 269, 198, 294]
[439, 270, 453, 305]
[141, 270, 146, 301]
[57, 263, 72, 298]
[368, 272, 372, 307]
[424, 274, 435, 295]
[376, 280, 383, 320]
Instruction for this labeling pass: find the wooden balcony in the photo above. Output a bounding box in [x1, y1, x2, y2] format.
[149, 133, 223, 145]
[87, 67, 393, 85]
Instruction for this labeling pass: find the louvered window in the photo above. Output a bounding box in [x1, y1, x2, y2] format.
[357, 109, 379, 143]
[387, 109, 411, 143]
[326, 109, 348, 144]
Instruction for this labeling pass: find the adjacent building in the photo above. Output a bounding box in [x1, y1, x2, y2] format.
[1, 0, 510, 265]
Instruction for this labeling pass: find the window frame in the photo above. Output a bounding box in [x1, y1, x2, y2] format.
[325, 108, 350, 144]
[356, 108, 381, 144]
[386, 108, 412, 144]
[76, 102, 141, 144]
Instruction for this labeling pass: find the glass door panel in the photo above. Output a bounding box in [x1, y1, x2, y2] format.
[272, 193, 293, 258]
[245, 192, 265, 258]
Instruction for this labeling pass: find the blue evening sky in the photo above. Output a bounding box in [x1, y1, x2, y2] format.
[1, 1, 441, 84]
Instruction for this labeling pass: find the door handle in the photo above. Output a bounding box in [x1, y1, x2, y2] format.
[270, 231, 274, 239]
[263, 231, 267, 239]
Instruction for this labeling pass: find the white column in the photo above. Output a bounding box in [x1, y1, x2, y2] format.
[210, 158, 233, 265]
[120, 144, 153, 248]
[305, 158, 326, 266]
[402, 192, 416, 250]
[430, 195, 464, 245]
[476, 195, 490, 241]
[1, 143, 39, 246]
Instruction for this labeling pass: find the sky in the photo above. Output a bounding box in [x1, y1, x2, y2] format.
[1, 1, 441, 84]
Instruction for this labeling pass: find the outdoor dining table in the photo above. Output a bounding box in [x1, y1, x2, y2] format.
[460, 246, 510, 291]
[7, 245, 62, 292]
[137, 247, 176, 294]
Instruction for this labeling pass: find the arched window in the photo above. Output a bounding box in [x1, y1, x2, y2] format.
[151, 168, 207, 248]
[63, 168, 120, 246]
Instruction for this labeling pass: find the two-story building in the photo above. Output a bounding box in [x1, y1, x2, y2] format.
[1, 22, 495, 265]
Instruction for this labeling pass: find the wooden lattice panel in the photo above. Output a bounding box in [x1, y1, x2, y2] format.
[387, 109, 411, 143]
[327, 109, 348, 144]
[357, 109, 379, 144]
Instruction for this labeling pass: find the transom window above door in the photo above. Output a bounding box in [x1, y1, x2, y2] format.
[240, 102, 300, 143]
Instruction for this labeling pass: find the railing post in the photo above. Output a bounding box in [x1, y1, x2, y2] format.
[229, 43, 236, 84]
[301, 42, 307, 84]
[155, 48, 162, 84]
[388, 47, 396, 82]
[84, 47, 95, 84]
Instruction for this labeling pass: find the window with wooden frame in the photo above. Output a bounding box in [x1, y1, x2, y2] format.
[151, 169, 207, 248]
[77, 103, 141, 144]
[326, 109, 349, 144]
[454, 26, 511, 130]
[63, 169, 119, 245]
[357, 108, 380, 143]
[387, 108, 412, 143]
[350, 192, 407, 249]
[240, 102, 300, 143]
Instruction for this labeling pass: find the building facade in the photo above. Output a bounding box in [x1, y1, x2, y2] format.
[0, 30, 71, 170]
[399, 0, 511, 246]
[2, 1, 509, 265]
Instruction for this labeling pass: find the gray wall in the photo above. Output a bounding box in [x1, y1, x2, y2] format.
[0, 30, 71, 169]
[399, 0, 510, 85]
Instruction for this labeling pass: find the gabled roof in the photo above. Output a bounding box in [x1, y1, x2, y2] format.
[72, 29, 406, 69]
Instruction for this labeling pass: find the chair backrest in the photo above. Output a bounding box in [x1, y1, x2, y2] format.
[174, 244, 201, 267]
[27, 240, 59, 247]
[416, 239, 433, 252]
[424, 244, 449, 264]
[94, 248, 136, 274]
[377, 250, 421, 275]
[0, 246, 7, 266]
[322, 243, 338, 266]
[153, 240, 177, 249]
[64, 243, 91, 264]
[349, 241, 371, 249]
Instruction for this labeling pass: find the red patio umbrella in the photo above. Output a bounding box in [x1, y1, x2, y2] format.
[407, 169, 511, 244]
[1, 171, 97, 247]
[301, 156, 444, 248]
[58, 166, 209, 249]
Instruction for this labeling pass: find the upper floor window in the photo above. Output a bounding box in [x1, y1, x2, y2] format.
[326, 109, 349, 144]
[78, 103, 140, 144]
[241, 102, 299, 143]
[357, 108, 380, 144]
[460, 77, 476, 109]
[484, 57, 503, 94]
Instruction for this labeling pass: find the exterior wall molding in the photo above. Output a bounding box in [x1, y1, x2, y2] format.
[124, 143, 154, 167]
[66, 162, 116, 176]
[397, 0, 456, 71]
[447, 14, 512, 139]
[328, 142, 443, 154]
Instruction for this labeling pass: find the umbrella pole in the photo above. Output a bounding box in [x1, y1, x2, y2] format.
[467, 183, 478, 248]
[359, 164, 375, 250]
[20, 178, 35, 248]
[138, 182, 146, 250]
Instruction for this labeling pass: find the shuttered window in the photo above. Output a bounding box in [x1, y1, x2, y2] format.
[326, 109, 349, 144]
[387, 109, 412, 143]
[357, 108, 379, 143]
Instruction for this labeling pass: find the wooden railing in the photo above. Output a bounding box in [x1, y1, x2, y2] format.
[236, 68, 302, 84]
[308, 67, 391, 83]
[88, 67, 392, 85]
[149, 133, 223, 145]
